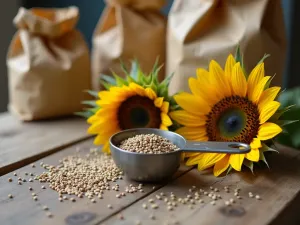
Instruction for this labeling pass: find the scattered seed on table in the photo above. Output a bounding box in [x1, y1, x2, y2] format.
[98, 194, 103, 199]
[160, 192, 165, 196]
[70, 198, 76, 202]
[237, 196, 242, 199]
[91, 199, 96, 203]
[199, 199, 204, 203]
[189, 205, 194, 209]
[43, 206, 49, 211]
[31, 164, 36, 168]
[28, 178, 33, 182]
[58, 198, 63, 202]
[116, 194, 120, 198]
[18, 181, 22, 185]
[156, 195, 162, 200]
[8, 178, 12, 182]
[118, 214, 124, 220]
[30, 173, 34, 176]
[151, 204, 158, 209]
[8, 194, 13, 199]
[255, 195, 261, 200]
[214, 188, 219, 192]
[25, 172, 28, 176]
[211, 201, 216, 205]
[29, 187, 33, 191]
[210, 186, 213, 190]
[107, 204, 113, 209]
[234, 192, 238, 196]
[41, 186, 46, 189]
[149, 199, 154, 203]
[13, 173, 17, 176]
[63, 196, 68, 200]
[22, 179, 26, 182]
[150, 214, 155, 220]
[46, 212, 53, 218]
[142, 203, 147, 209]
[230, 198, 235, 203]
[225, 189, 229, 193]
[225, 201, 231, 206]
[204, 192, 208, 195]
[32, 193, 36, 196]
[167, 206, 173, 211]
[33, 196, 38, 201]
[153, 186, 156, 190]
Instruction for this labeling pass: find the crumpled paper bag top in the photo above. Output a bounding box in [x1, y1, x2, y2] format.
[105, 0, 165, 10]
[13, 6, 79, 38]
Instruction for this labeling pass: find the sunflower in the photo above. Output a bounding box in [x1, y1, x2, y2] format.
[78, 60, 176, 153]
[170, 49, 287, 176]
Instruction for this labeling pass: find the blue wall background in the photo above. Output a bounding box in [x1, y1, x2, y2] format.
[23, 0, 298, 88]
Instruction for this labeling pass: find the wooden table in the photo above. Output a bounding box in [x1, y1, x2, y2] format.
[1, 112, 300, 225]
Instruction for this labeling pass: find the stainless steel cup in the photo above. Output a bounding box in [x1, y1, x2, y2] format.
[109, 128, 250, 182]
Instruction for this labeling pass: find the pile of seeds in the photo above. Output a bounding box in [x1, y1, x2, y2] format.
[119, 134, 180, 154]
[37, 151, 123, 199]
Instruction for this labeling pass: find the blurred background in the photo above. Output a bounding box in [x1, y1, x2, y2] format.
[0, 0, 298, 113]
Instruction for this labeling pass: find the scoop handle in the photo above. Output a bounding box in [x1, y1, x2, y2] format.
[182, 141, 251, 154]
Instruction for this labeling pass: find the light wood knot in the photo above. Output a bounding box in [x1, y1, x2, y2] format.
[219, 206, 246, 217]
[65, 212, 96, 225]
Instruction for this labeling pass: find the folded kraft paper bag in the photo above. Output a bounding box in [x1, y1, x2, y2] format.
[91, 0, 166, 90]
[7, 6, 91, 121]
[167, 0, 286, 95]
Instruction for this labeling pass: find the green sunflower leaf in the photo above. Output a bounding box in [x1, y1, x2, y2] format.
[257, 53, 270, 65]
[120, 59, 131, 77]
[226, 165, 233, 175]
[81, 100, 98, 107]
[259, 151, 269, 168]
[100, 80, 113, 90]
[74, 111, 93, 119]
[261, 143, 279, 153]
[271, 105, 294, 121]
[234, 45, 247, 75]
[101, 74, 117, 85]
[126, 75, 136, 84]
[84, 90, 98, 98]
[129, 59, 139, 80]
[243, 159, 254, 174]
[264, 74, 276, 90]
[276, 120, 299, 127]
[113, 72, 128, 86]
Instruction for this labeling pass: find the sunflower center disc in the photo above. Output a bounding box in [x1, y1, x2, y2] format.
[118, 95, 161, 130]
[206, 96, 260, 144]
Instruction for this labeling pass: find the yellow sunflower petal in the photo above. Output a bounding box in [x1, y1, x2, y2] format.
[197, 153, 227, 171]
[129, 82, 145, 96]
[257, 122, 282, 140]
[250, 138, 262, 149]
[186, 153, 203, 166]
[94, 134, 110, 145]
[87, 114, 99, 124]
[161, 102, 169, 113]
[247, 63, 265, 99]
[231, 62, 247, 97]
[161, 113, 172, 127]
[188, 78, 202, 97]
[259, 101, 280, 124]
[258, 86, 281, 110]
[176, 126, 207, 140]
[229, 154, 245, 171]
[169, 110, 206, 127]
[154, 97, 164, 108]
[160, 124, 168, 130]
[249, 76, 271, 104]
[188, 77, 219, 105]
[213, 155, 230, 176]
[87, 119, 107, 134]
[98, 90, 110, 99]
[174, 93, 210, 116]
[196, 68, 210, 82]
[102, 141, 111, 154]
[225, 54, 236, 80]
[245, 149, 259, 162]
[209, 60, 231, 97]
[145, 87, 157, 100]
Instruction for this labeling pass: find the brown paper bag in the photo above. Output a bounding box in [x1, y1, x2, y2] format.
[7, 6, 91, 121]
[167, 0, 286, 95]
[91, 0, 167, 90]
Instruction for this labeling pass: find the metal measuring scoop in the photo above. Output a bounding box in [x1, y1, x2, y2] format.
[109, 128, 250, 182]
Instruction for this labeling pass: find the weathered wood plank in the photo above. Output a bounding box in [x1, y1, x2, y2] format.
[104, 147, 300, 225]
[0, 113, 90, 175]
[0, 139, 192, 225]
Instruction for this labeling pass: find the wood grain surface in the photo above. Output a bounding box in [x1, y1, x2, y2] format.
[0, 113, 91, 175]
[0, 139, 192, 225]
[104, 147, 300, 225]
